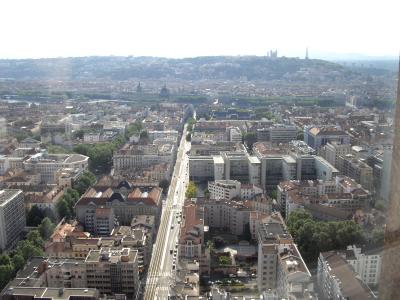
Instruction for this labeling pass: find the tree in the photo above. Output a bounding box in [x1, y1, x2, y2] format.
[57, 199, 72, 220]
[73, 129, 85, 140]
[27, 230, 44, 248]
[0, 264, 13, 289]
[243, 132, 257, 150]
[26, 205, 44, 227]
[140, 130, 148, 140]
[38, 218, 55, 240]
[371, 227, 384, 246]
[287, 209, 366, 263]
[297, 131, 304, 141]
[185, 181, 197, 198]
[43, 207, 56, 223]
[74, 171, 96, 195]
[159, 179, 170, 193]
[218, 255, 231, 266]
[125, 121, 142, 139]
[66, 188, 80, 201]
[0, 255, 11, 266]
[17, 240, 44, 260]
[12, 254, 25, 271]
[187, 118, 196, 132]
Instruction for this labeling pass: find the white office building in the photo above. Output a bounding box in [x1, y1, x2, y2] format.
[345, 245, 382, 286]
[0, 189, 26, 250]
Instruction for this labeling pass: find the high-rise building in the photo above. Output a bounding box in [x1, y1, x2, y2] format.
[0, 189, 25, 250]
[256, 212, 314, 298]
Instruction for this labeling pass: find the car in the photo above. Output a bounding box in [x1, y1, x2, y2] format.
[171, 225, 174, 229]
[172, 265, 176, 270]
[170, 249, 173, 254]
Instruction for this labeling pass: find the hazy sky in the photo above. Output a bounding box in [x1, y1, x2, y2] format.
[0, 0, 399, 59]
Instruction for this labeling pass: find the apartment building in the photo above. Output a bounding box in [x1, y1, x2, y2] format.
[277, 179, 336, 218]
[336, 154, 373, 191]
[320, 141, 352, 168]
[0, 189, 25, 250]
[203, 198, 252, 235]
[11, 248, 139, 298]
[256, 212, 314, 298]
[85, 207, 115, 236]
[208, 180, 241, 200]
[46, 258, 87, 288]
[85, 248, 139, 298]
[23, 153, 89, 184]
[0, 156, 26, 175]
[207, 180, 263, 201]
[111, 226, 153, 272]
[278, 176, 370, 219]
[317, 251, 375, 299]
[344, 245, 382, 286]
[148, 130, 179, 142]
[45, 221, 100, 259]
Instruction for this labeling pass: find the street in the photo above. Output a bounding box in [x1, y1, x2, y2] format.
[143, 124, 191, 300]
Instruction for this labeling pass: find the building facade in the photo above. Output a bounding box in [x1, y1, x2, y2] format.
[0, 189, 25, 250]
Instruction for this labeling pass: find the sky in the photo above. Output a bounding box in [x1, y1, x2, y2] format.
[0, 0, 399, 59]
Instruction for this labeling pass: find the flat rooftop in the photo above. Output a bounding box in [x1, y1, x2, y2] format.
[2, 287, 98, 299]
[86, 247, 137, 263]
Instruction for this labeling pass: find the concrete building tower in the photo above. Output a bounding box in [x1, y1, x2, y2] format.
[305, 47, 309, 60]
[380, 57, 400, 299]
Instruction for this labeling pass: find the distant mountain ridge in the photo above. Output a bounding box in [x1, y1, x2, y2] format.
[0, 55, 390, 82]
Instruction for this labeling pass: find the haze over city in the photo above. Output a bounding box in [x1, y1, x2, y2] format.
[0, 0, 399, 59]
[0, 1, 400, 300]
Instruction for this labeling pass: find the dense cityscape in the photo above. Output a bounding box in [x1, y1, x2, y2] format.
[0, 52, 397, 300]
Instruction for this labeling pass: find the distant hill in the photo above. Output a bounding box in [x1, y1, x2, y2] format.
[0, 56, 373, 82]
